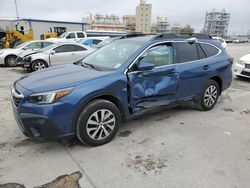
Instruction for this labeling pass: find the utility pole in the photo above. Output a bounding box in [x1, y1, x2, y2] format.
[14, 0, 19, 19]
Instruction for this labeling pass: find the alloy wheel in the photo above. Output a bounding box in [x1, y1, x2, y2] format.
[34, 62, 46, 71]
[204, 85, 218, 107]
[86, 109, 116, 140]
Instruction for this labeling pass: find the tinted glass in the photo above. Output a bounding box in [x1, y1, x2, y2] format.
[74, 45, 86, 51]
[66, 33, 76, 39]
[175, 42, 198, 63]
[93, 39, 102, 45]
[54, 45, 75, 53]
[77, 32, 85, 38]
[140, 44, 173, 67]
[199, 43, 219, 57]
[197, 44, 206, 59]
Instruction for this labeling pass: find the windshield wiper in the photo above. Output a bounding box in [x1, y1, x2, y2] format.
[81, 62, 103, 71]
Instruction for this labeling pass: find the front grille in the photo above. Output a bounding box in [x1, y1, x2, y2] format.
[11, 86, 23, 108]
[241, 71, 250, 77]
[245, 64, 250, 69]
[12, 96, 22, 107]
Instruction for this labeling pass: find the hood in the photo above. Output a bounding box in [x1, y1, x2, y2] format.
[18, 49, 39, 58]
[17, 64, 111, 93]
[240, 53, 250, 62]
[0, 48, 22, 54]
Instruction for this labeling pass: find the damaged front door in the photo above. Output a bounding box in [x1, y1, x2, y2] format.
[127, 43, 179, 112]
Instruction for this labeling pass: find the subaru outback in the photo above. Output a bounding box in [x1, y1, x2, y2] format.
[11, 33, 233, 146]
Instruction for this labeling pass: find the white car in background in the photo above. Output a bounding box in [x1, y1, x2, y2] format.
[0, 40, 54, 66]
[234, 52, 250, 78]
[212, 36, 227, 49]
[47, 31, 87, 43]
[21, 43, 94, 71]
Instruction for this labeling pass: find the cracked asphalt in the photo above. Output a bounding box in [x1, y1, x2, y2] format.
[0, 43, 250, 188]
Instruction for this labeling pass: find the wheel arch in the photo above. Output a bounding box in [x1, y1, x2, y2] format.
[4, 54, 18, 65]
[72, 94, 126, 130]
[209, 76, 222, 95]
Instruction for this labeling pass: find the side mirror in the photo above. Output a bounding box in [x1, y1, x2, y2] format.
[22, 47, 28, 50]
[50, 50, 55, 55]
[138, 62, 155, 71]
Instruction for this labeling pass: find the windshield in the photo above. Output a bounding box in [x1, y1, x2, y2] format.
[14, 42, 29, 49]
[39, 43, 58, 52]
[59, 32, 68, 38]
[96, 38, 117, 48]
[82, 40, 143, 70]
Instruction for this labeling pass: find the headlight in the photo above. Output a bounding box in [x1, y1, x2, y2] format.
[237, 60, 245, 65]
[0, 51, 4, 55]
[28, 87, 74, 104]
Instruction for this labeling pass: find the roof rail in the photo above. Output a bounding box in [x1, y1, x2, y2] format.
[120, 32, 147, 39]
[150, 33, 213, 41]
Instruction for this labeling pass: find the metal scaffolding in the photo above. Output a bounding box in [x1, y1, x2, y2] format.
[202, 9, 230, 37]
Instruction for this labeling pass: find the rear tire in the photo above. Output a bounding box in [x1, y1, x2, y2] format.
[196, 80, 220, 111]
[76, 99, 121, 146]
[32, 60, 48, 71]
[5, 55, 17, 67]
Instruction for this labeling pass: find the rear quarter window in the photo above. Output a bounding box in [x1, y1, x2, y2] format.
[199, 43, 219, 57]
[175, 42, 198, 63]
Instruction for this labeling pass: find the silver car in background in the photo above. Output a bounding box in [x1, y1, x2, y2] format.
[20, 43, 95, 71]
[0, 40, 54, 67]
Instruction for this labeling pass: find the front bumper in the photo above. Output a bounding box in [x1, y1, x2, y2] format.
[13, 112, 64, 140]
[0, 55, 5, 65]
[234, 62, 250, 78]
[11, 83, 75, 141]
[20, 60, 32, 68]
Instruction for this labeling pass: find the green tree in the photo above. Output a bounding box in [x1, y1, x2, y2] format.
[179, 25, 194, 34]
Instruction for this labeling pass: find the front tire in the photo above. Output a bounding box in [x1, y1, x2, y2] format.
[32, 60, 48, 71]
[76, 99, 121, 146]
[196, 80, 219, 111]
[5, 55, 17, 67]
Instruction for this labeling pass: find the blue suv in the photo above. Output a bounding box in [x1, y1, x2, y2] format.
[11, 33, 233, 146]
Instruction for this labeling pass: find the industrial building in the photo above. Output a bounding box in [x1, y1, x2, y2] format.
[152, 17, 170, 33]
[135, 0, 152, 33]
[0, 19, 86, 40]
[202, 9, 230, 37]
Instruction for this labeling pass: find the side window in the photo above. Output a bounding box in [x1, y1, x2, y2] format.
[66, 33, 76, 39]
[77, 32, 85, 38]
[199, 43, 219, 57]
[26, 42, 42, 49]
[74, 45, 86, 51]
[93, 39, 102, 45]
[197, 44, 206, 59]
[175, 42, 198, 63]
[139, 44, 173, 68]
[54, 45, 75, 53]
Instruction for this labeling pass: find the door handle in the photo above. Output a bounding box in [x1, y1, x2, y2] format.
[203, 65, 209, 70]
[71, 52, 76, 55]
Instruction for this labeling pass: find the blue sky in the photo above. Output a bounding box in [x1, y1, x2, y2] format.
[0, 0, 249, 35]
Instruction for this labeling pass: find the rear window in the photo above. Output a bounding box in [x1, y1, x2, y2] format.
[175, 42, 198, 63]
[199, 43, 219, 57]
[77, 32, 85, 38]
